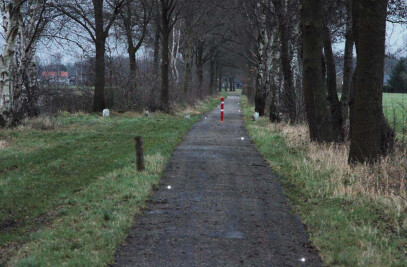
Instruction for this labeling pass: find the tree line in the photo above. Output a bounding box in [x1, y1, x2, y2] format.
[0, 0, 406, 164]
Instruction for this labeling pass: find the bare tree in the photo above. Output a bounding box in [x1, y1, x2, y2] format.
[51, 0, 128, 112]
[159, 0, 181, 112]
[118, 0, 152, 110]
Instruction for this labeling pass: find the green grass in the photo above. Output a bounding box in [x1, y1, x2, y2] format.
[383, 93, 407, 134]
[241, 96, 407, 266]
[0, 97, 219, 266]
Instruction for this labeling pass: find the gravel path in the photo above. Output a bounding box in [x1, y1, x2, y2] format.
[114, 95, 322, 266]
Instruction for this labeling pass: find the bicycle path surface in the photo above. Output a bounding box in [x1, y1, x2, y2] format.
[113, 95, 322, 266]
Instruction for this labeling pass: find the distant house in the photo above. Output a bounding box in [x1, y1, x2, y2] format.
[42, 71, 69, 85]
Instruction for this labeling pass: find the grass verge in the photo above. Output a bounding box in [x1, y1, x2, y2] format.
[0, 96, 219, 266]
[241, 96, 407, 266]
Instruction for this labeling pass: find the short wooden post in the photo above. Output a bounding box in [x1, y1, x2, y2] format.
[134, 136, 145, 171]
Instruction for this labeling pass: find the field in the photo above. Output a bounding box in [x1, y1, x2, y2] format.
[0, 97, 219, 266]
[383, 93, 407, 135]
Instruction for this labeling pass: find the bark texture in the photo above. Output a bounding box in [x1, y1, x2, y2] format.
[349, 0, 394, 163]
[301, 0, 333, 142]
[254, 3, 268, 116]
[0, 1, 21, 126]
[93, 0, 107, 112]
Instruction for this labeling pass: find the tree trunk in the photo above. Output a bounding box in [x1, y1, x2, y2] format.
[0, 1, 21, 126]
[93, 0, 107, 112]
[161, 24, 170, 112]
[269, 26, 280, 122]
[349, 0, 394, 163]
[195, 42, 204, 93]
[128, 44, 139, 110]
[218, 66, 222, 92]
[183, 40, 193, 99]
[323, 22, 344, 141]
[254, 3, 268, 116]
[301, 0, 333, 142]
[275, 0, 296, 123]
[341, 0, 353, 125]
[93, 39, 107, 112]
[209, 58, 215, 95]
[153, 0, 161, 77]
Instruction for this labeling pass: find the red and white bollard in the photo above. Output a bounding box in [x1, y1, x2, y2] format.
[220, 97, 224, 122]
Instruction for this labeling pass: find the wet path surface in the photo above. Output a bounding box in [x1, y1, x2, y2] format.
[114, 95, 322, 266]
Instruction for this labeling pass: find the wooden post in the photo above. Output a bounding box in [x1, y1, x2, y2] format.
[134, 136, 145, 171]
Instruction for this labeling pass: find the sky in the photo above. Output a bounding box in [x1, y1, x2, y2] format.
[333, 22, 407, 57]
[30, 19, 407, 65]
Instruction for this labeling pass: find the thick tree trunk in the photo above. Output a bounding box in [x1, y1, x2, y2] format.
[93, 0, 107, 112]
[301, 0, 333, 142]
[323, 22, 344, 141]
[93, 39, 107, 112]
[128, 44, 140, 110]
[341, 0, 353, 125]
[349, 0, 394, 163]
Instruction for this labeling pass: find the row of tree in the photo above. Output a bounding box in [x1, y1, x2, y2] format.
[0, 0, 242, 126]
[239, 0, 405, 163]
[0, 0, 406, 164]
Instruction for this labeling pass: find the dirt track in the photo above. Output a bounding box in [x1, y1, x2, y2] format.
[114, 95, 322, 266]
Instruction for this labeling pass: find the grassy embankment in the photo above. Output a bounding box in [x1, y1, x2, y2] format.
[242, 95, 407, 266]
[0, 97, 219, 266]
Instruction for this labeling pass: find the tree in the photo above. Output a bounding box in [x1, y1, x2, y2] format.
[159, 0, 180, 112]
[349, 0, 394, 163]
[340, 0, 354, 125]
[388, 59, 407, 93]
[253, 1, 270, 117]
[118, 0, 152, 110]
[301, 0, 333, 142]
[273, 0, 297, 123]
[52, 0, 128, 112]
[0, 0, 24, 127]
[323, 9, 344, 141]
[0, 0, 50, 127]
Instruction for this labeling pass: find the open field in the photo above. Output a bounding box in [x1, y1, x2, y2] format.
[0, 97, 219, 266]
[383, 93, 407, 135]
[242, 96, 407, 266]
